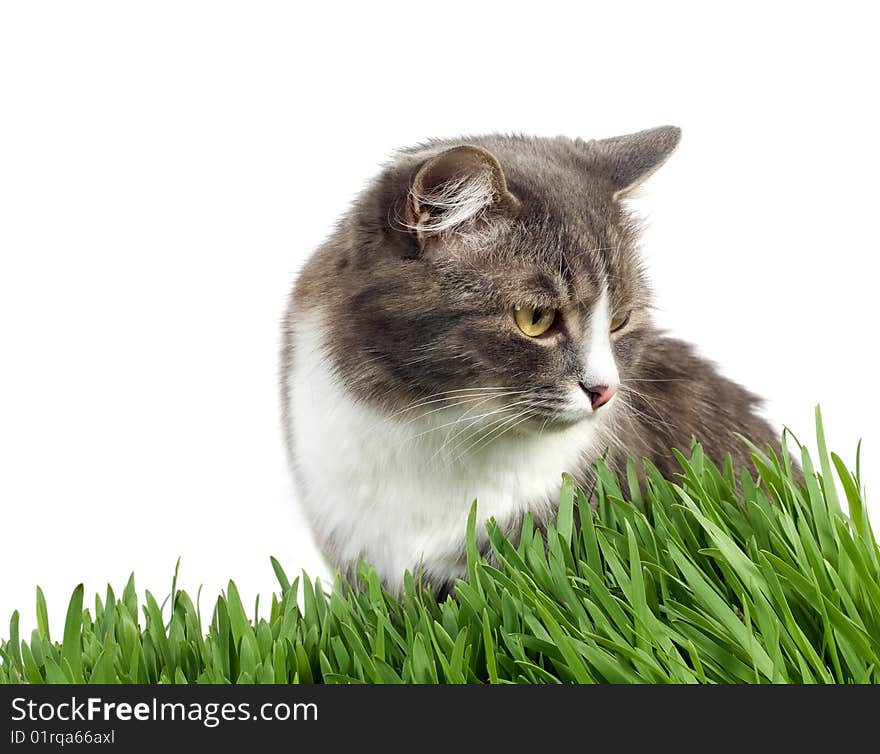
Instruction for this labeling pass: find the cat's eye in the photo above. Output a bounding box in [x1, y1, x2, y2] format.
[610, 311, 630, 333]
[514, 305, 557, 337]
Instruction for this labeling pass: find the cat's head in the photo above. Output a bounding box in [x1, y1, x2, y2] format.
[310, 127, 680, 435]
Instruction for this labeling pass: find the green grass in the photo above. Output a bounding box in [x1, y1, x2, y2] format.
[1, 407, 878, 684]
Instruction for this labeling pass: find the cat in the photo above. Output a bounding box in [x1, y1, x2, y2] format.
[280, 126, 781, 595]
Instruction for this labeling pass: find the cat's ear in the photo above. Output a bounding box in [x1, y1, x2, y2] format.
[584, 126, 681, 199]
[405, 145, 517, 253]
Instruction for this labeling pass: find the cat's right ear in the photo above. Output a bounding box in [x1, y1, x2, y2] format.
[404, 145, 517, 256]
[584, 125, 682, 199]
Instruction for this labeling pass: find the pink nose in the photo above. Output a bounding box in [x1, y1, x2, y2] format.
[581, 383, 618, 410]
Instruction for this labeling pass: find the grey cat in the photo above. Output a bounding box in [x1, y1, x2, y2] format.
[281, 127, 779, 595]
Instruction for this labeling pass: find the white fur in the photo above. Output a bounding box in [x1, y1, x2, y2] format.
[287, 310, 606, 593]
[408, 171, 495, 235]
[582, 287, 620, 392]
[556, 287, 620, 420]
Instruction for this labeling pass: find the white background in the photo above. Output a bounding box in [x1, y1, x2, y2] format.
[1, 1, 878, 635]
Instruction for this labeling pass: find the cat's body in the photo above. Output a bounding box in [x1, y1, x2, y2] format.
[282, 128, 779, 594]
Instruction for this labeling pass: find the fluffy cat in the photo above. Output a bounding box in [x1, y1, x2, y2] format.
[281, 127, 780, 595]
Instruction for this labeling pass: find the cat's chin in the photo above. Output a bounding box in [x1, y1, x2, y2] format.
[538, 406, 602, 431]
[538, 392, 620, 431]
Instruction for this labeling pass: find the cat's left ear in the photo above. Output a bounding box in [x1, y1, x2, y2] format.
[584, 125, 682, 199]
[405, 145, 518, 254]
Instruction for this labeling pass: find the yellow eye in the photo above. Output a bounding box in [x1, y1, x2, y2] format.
[610, 311, 630, 332]
[514, 305, 557, 337]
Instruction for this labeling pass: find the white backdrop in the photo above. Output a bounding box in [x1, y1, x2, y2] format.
[1, 1, 878, 635]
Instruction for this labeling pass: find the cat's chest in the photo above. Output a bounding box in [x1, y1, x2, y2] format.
[286, 317, 598, 589]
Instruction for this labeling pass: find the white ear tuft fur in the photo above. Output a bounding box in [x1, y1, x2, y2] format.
[406, 170, 496, 236]
[404, 145, 516, 251]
